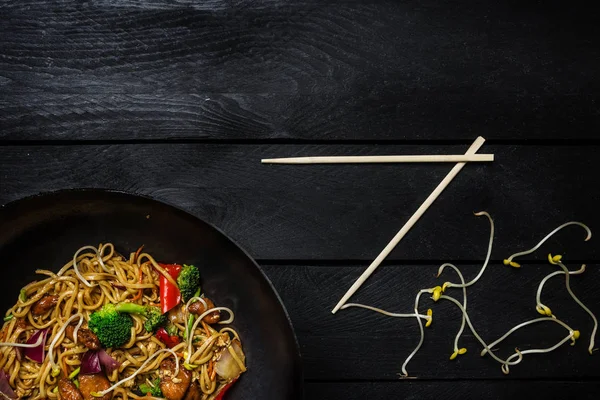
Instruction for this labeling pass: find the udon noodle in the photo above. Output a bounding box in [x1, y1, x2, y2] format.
[0, 244, 246, 400]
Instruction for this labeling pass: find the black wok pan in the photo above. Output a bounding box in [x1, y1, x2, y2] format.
[0, 189, 303, 400]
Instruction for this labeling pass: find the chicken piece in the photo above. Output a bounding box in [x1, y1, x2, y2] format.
[183, 381, 202, 400]
[214, 339, 245, 381]
[159, 359, 192, 400]
[79, 374, 112, 400]
[188, 298, 220, 324]
[65, 325, 101, 350]
[57, 378, 83, 400]
[31, 295, 59, 315]
[168, 304, 186, 325]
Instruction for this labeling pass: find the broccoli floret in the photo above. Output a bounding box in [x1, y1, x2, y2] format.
[138, 378, 162, 397]
[177, 264, 201, 302]
[88, 304, 133, 348]
[114, 303, 167, 333]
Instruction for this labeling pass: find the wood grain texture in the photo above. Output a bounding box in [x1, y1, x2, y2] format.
[1, 0, 599, 139]
[3, 92, 599, 142]
[0, 144, 598, 261]
[2, 1, 600, 395]
[304, 381, 600, 400]
[262, 264, 600, 379]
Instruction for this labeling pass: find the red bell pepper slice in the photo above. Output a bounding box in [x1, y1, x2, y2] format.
[155, 327, 181, 348]
[214, 378, 238, 400]
[158, 263, 182, 314]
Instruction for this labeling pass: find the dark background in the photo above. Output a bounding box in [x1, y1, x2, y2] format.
[1, 1, 599, 399]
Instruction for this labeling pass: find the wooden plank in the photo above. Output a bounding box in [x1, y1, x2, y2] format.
[1, 1, 599, 139]
[0, 143, 598, 261]
[1, 92, 599, 141]
[262, 264, 600, 379]
[2, 1, 596, 95]
[304, 381, 600, 400]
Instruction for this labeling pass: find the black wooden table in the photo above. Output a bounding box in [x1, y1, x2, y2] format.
[1, 1, 599, 399]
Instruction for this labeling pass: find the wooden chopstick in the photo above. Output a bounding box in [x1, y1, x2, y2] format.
[331, 136, 488, 314]
[261, 154, 494, 164]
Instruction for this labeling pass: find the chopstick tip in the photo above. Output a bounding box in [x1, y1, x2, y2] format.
[331, 303, 342, 314]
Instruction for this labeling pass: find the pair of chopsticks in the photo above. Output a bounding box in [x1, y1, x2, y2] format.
[261, 137, 492, 313]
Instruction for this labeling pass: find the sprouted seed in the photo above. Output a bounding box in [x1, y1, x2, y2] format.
[442, 211, 494, 289]
[502, 220, 597, 354]
[503, 221, 591, 268]
[535, 264, 586, 318]
[436, 294, 521, 374]
[482, 317, 577, 357]
[336, 214, 597, 377]
[503, 329, 579, 373]
[436, 264, 468, 359]
[398, 289, 434, 378]
[61, 245, 98, 287]
[548, 257, 598, 355]
[47, 314, 84, 376]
